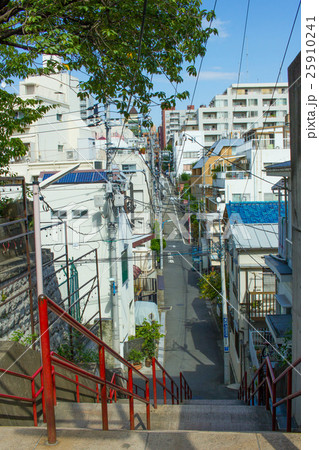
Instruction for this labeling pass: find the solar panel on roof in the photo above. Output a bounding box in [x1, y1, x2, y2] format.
[93, 172, 107, 182]
[56, 173, 77, 184]
[42, 173, 54, 181]
[76, 172, 93, 183]
[41, 171, 107, 184]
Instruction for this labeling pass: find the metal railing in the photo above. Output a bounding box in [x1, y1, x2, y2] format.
[241, 292, 276, 319]
[152, 357, 179, 408]
[38, 294, 151, 444]
[238, 356, 301, 432]
[180, 372, 192, 403]
[0, 366, 44, 426]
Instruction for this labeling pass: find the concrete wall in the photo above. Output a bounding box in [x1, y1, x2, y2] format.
[0, 250, 69, 351]
[0, 341, 98, 426]
[288, 52, 301, 427]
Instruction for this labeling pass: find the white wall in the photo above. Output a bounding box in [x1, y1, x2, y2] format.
[39, 182, 135, 355]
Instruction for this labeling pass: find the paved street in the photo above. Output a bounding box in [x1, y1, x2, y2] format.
[162, 236, 237, 400]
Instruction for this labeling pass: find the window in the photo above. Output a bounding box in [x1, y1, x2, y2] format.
[263, 271, 276, 292]
[51, 210, 67, 219]
[56, 113, 62, 121]
[25, 84, 35, 95]
[264, 192, 278, 201]
[121, 248, 128, 284]
[122, 164, 136, 173]
[72, 209, 88, 219]
[58, 145, 64, 152]
[232, 193, 250, 202]
[248, 99, 258, 106]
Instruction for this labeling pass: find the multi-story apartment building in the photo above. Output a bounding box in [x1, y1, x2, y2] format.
[161, 83, 289, 149]
[210, 125, 291, 212]
[12, 60, 103, 165]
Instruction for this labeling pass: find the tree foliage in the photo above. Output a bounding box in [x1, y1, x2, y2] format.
[0, 89, 51, 173]
[0, 0, 217, 169]
[198, 271, 222, 304]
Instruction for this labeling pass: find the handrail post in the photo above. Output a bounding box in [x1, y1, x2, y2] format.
[31, 378, 38, 427]
[171, 380, 175, 405]
[99, 344, 108, 430]
[177, 386, 179, 405]
[258, 369, 262, 405]
[41, 370, 46, 423]
[272, 382, 277, 431]
[163, 370, 167, 404]
[287, 369, 292, 432]
[96, 383, 99, 403]
[244, 372, 247, 403]
[114, 374, 117, 403]
[38, 295, 56, 444]
[146, 379, 151, 430]
[76, 375, 80, 403]
[128, 367, 134, 430]
[52, 367, 57, 406]
[152, 357, 157, 409]
[266, 364, 270, 410]
[179, 373, 183, 403]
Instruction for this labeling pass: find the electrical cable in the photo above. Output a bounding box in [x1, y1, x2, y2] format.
[241, 0, 301, 199]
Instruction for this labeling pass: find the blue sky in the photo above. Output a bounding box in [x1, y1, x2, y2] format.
[149, 0, 301, 126]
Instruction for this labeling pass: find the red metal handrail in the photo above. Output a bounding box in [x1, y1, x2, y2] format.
[152, 357, 180, 408]
[38, 294, 151, 444]
[0, 366, 43, 426]
[238, 356, 301, 432]
[179, 372, 192, 403]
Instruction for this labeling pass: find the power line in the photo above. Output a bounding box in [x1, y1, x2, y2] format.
[241, 0, 301, 198]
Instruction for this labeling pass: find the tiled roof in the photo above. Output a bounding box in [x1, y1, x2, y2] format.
[226, 201, 285, 224]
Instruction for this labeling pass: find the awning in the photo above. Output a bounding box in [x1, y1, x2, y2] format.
[266, 314, 292, 344]
[132, 233, 155, 248]
[133, 265, 142, 280]
[275, 294, 291, 309]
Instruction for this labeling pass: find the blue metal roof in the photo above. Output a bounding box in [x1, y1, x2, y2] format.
[41, 171, 108, 184]
[193, 157, 208, 169]
[210, 138, 244, 155]
[226, 201, 285, 224]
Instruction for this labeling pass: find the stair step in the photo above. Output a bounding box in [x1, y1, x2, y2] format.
[182, 399, 244, 406]
[53, 401, 273, 432]
[1, 427, 302, 449]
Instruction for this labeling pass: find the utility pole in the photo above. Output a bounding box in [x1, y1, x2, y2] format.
[103, 100, 120, 354]
[158, 143, 164, 270]
[219, 209, 230, 385]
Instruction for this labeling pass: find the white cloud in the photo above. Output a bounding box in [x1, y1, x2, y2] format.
[199, 71, 237, 80]
[202, 18, 230, 39]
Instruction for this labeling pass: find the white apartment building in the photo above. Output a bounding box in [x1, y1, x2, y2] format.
[39, 170, 136, 357]
[161, 83, 289, 149]
[210, 126, 291, 212]
[172, 130, 205, 176]
[12, 59, 103, 165]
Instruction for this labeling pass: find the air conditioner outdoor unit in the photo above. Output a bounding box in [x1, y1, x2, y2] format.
[66, 151, 74, 160]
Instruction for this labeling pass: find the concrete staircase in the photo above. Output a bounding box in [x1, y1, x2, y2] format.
[0, 399, 301, 448]
[52, 399, 274, 432]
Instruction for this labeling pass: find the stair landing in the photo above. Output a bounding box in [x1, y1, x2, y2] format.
[0, 427, 301, 449]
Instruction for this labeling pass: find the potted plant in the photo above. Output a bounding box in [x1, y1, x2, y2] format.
[142, 340, 156, 367]
[127, 349, 143, 370]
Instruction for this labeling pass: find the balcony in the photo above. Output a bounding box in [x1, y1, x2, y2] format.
[241, 291, 276, 320]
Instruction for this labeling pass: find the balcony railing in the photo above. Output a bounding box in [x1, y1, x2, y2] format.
[241, 291, 276, 319]
[249, 330, 275, 368]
